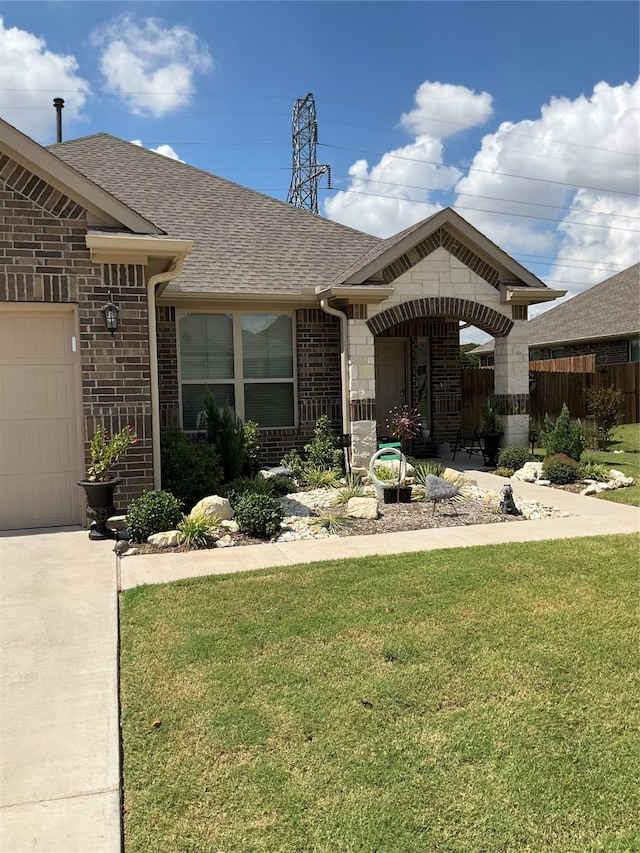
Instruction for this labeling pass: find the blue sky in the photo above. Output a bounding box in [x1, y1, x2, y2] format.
[1, 1, 638, 340]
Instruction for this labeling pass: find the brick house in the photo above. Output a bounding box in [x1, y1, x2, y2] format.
[0, 119, 563, 530]
[472, 264, 640, 366]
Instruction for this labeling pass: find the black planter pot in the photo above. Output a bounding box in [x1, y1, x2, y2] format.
[479, 432, 503, 467]
[78, 478, 121, 540]
[383, 485, 412, 504]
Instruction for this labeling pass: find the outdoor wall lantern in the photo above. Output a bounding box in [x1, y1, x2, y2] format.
[101, 293, 120, 335]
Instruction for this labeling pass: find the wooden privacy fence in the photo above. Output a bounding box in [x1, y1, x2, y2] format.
[461, 362, 640, 433]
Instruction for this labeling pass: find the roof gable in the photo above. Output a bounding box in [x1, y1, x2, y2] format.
[331, 207, 549, 291]
[0, 119, 160, 234]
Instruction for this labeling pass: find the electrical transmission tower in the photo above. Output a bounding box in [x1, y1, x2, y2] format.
[287, 92, 331, 213]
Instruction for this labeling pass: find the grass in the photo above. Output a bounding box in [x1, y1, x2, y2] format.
[588, 423, 640, 506]
[120, 534, 640, 852]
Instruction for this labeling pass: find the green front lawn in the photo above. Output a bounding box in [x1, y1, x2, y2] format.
[121, 534, 639, 852]
[590, 423, 640, 506]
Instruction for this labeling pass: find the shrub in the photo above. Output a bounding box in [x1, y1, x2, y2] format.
[301, 465, 341, 489]
[304, 415, 344, 471]
[242, 420, 261, 476]
[586, 385, 624, 450]
[309, 510, 354, 535]
[126, 490, 183, 543]
[330, 473, 365, 505]
[414, 461, 445, 485]
[161, 427, 222, 511]
[542, 454, 584, 485]
[497, 445, 534, 472]
[268, 474, 297, 496]
[494, 467, 515, 478]
[581, 460, 611, 482]
[541, 403, 584, 461]
[204, 400, 245, 483]
[280, 448, 305, 481]
[222, 476, 274, 510]
[234, 493, 284, 539]
[177, 513, 220, 549]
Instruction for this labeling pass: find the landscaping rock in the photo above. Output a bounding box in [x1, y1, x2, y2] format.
[190, 495, 233, 522]
[220, 519, 239, 533]
[346, 497, 379, 519]
[258, 467, 291, 479]
[106, 514, 127, 531]
[148, 530, 180, 547]
[513, 461, 544, 482]
[216, 535, 235, 547]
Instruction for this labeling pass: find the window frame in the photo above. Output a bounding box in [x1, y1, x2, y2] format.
[177, 310, 298, 431]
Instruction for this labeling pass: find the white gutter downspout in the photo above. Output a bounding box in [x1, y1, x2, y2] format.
[147, 259, 187, 488]
[320, 298, 351, 469]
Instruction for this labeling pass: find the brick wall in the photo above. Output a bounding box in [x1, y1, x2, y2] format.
[0, 155, 154, 506]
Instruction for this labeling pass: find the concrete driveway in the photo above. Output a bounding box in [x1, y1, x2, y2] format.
[0, 527, 120, 852]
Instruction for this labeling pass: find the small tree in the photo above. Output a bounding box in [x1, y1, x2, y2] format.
[586, 385, 624, 450]
[541, 403, 584, 461]
[204, 399, 246, 483]
[304, 415, 343, 471]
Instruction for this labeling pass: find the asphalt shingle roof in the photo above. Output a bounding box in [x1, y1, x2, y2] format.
[472, 263, 640, 353]
[49, 134, 380, 296]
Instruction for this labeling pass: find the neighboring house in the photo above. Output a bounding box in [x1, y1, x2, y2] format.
[472, 264, 640, 366]
[0, 119, 563, 530]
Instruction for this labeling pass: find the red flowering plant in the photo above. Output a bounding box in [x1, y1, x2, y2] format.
[387, 405, 422, 444]
[86, 425, 138, 482]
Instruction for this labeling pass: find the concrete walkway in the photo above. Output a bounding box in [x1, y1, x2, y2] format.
[1, 471, 638, 851]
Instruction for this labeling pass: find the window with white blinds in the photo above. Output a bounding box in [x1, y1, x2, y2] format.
[179, 312, 296, 429]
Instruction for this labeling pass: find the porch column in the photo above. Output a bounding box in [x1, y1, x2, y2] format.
[347, 308, 377, 467]
[494, 310, 529, 447]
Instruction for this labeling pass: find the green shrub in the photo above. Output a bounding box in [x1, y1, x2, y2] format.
[301, 465, 341, 489]
[160, 427, 222, 511]
[494, 467, 515, 478]
[330, 473, 365, 505]
[177, 513, 220, 549]
[222, 476, 274, 510]
[280, 448, 305, 481]
[268, 475, 297, 496]
[234, 493, 284, 539]
[497, 445, 534, 472]
[542, 454, 584, 485]
[304, 415, 344, 471]
[541, 403, 584, 461]
[204, 400, 245, 483]
[309, 510, 354, 535]
[126, 490, 183, 543]
[586, 385, 624, 450]
[414, 461, 445, 486]
[242, 420, 261, 476]
[581, 460, 611, 482]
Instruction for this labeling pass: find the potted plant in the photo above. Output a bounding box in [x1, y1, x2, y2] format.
[383, 405, 421, 502]
[479, 401, 503, 466]
[78, 425, 138, 540]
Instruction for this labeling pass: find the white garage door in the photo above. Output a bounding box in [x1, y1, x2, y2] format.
[0, 308, 81, 530]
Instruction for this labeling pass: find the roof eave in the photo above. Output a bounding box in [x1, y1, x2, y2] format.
[1, 119, 162, 234]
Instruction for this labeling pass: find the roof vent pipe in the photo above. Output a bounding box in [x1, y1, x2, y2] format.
[53, 97, 64, 143]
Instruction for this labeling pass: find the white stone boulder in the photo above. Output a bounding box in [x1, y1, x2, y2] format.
[346, 497, 379, 519]
[513, 461, 544, 482]
[190, 495, 234, 521]
[148, 530, 180, 547]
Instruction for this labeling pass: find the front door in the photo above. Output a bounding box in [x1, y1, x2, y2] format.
[374, 338, 408, 437]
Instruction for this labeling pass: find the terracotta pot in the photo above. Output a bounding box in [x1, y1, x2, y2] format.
[77, 478, 121, 540]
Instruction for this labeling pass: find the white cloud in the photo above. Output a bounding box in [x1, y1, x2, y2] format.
[400, 81, 493, 139]
[325, 81, 492, 238]
[91, 14, 213, 118]
[453, 79, 640, 291]
[130, 139, 185, 162]
[0, 17, 90, 142]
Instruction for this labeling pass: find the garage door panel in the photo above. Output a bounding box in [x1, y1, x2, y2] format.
[0, 309, 81, 530]
[0, 366, 75, 418]
[1, 315, 70, 363]
[0, 420, 77, 476]
[0, 471, 80, 531]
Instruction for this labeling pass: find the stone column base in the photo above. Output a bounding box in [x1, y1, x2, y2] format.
[350, 419, 377, 468]
[501, 414, 529, 449]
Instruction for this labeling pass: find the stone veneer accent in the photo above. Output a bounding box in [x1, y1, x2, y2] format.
[379, 228, 502, 289]
[1, 155, 154, 508]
